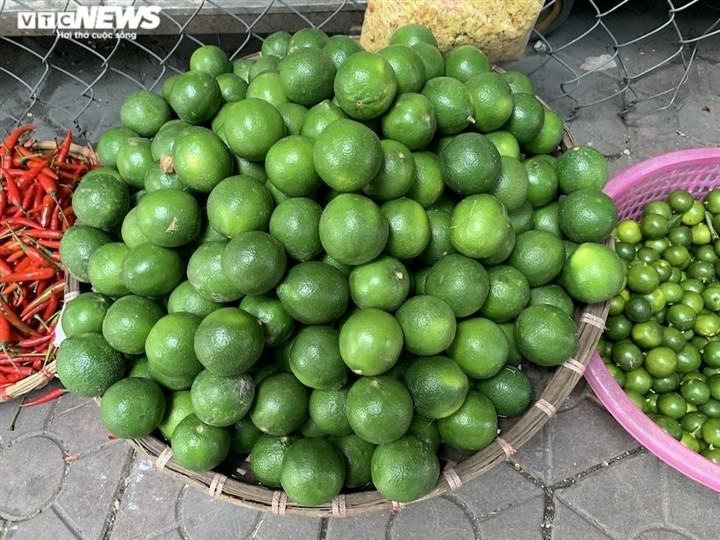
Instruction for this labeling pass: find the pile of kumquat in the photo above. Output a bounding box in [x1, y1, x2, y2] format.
[0, 125, 95, 396]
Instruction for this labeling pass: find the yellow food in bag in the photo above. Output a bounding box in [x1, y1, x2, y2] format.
[360, 0, 545, 62]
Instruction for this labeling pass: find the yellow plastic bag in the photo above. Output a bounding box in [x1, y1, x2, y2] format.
[360, 0, 545, 63]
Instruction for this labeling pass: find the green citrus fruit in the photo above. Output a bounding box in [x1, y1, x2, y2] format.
[395, 295, 457, 356]
[370, 435, 439, 503]
[515, 304, 579, 367]
[339, 308, 404, 376]
[346, 376, 414, 444]
[194, 307, 265, 376]
[55, 333, 125, 397]
[171, 414, 231, 471]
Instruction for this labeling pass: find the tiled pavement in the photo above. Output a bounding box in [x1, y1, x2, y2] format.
[2, 379, 719, 539]
[1, 4, 720, 539]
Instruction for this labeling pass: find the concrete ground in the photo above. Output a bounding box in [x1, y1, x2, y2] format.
[1, 2, 719, 539]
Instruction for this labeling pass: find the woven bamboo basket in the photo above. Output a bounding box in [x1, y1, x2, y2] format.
[48, 53, 609, 514]
[0, 141, 92, 403]
[119, 113, 611, 516]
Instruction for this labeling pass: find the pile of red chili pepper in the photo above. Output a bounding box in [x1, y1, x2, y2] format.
[1, 124, 93, 397]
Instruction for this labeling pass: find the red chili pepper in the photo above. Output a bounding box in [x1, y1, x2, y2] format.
[36, 240, 60, 250]
[12, 256, 35, 273]
[16, 332, 54, 348]
[0, 267, 56, 283]
[56, 131, 73, 163]
[21, 181, 37, 209]
[1, 170, 22, 207]
[0, 364, 34, 376]
[20, 387, 67, 407]
[37, 173, 57, 198]
[16, 159, 48, 191]
[0, 282, 19, 297]
[42, 293, 59, 321]
[0, 188, 6, 217]
[2, 125, 36, 155]
[6, 247, 25, 262]
[4, 215, 41, 229]
[22, 228, 63, 240]
[0, 315, 10, 342]
[0, 258, 12, 277]
[41, 167, 58, 181]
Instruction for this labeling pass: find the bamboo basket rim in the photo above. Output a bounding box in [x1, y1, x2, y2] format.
[0, 140, 91, 403]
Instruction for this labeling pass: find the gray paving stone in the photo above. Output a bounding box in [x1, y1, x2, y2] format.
[0, 402, 23, 446]
[50, 394, 110, 456]
[631, 528, 694, 540]
[626, 106, 697, 159]
[453, 461, 542, 520]
[0, 435, 66, 518]
[475, 493, 544, 540]
[145, 528, 185, 540]
[697, 59, 720, 97]
[12, 385, 62, 433]
[547, 399, 639, 484]
[677, 94, 720, 146]
[389, 495, 476, 539]
[555, 451, 664, 538]
[55, 441, 131, 540]
[552, 499, 614, 540]
[510, 425, 549, 484]
[179, 484, 261, 540]
[251, 513, 323, 540]
[325, 510, 389, 540]
[663, 463, 720, 540]
[4, 507, 81, 540]
[110, 456, 184, 540]
[564, 100, 630, 157]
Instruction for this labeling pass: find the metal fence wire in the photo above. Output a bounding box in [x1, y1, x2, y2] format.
[1, 0, 718, 139]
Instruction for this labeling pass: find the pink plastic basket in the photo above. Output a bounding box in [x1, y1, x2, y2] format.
[585, 147, 720, 493]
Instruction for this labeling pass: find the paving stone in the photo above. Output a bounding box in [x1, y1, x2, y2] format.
[325, 511, 389, 540]
[180, 484, 261, 540]
[11, 384, 62, 433]
[4, 507, 81, 540]
[547, 399, 640, 484]
[632, 528, 694, 540]
[677, 94, 720, 146]
[555, 451, 664, 538]
[55, 441, 131, 540]
[565, 100, 630, 156]
[50, 394, 111, 456]
[510, 425, 549, 485]
[475, 493, 544, 540]
[143, 528, 185, 540]
[697, 59, 720, 96]
[663, 463, 720, 540]
[0, 435, 66, 518]
[0, 402, 22, 446]
[625, 110, 703, 168]
[251, 513, 323, 540]
[557, 379, 589, 413]
[111, 456, 184, 540]
[389, 495, 476, 539]
[552, 498, 614, 540]
[453, 461, 543, 519]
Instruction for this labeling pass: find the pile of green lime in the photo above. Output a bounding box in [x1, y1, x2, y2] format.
[598, 188, 720, 464]
[57, 24, 624, 507]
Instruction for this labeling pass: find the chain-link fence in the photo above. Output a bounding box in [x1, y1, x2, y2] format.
[526, 0, 720, 121]
[1, 0, 718, 139]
